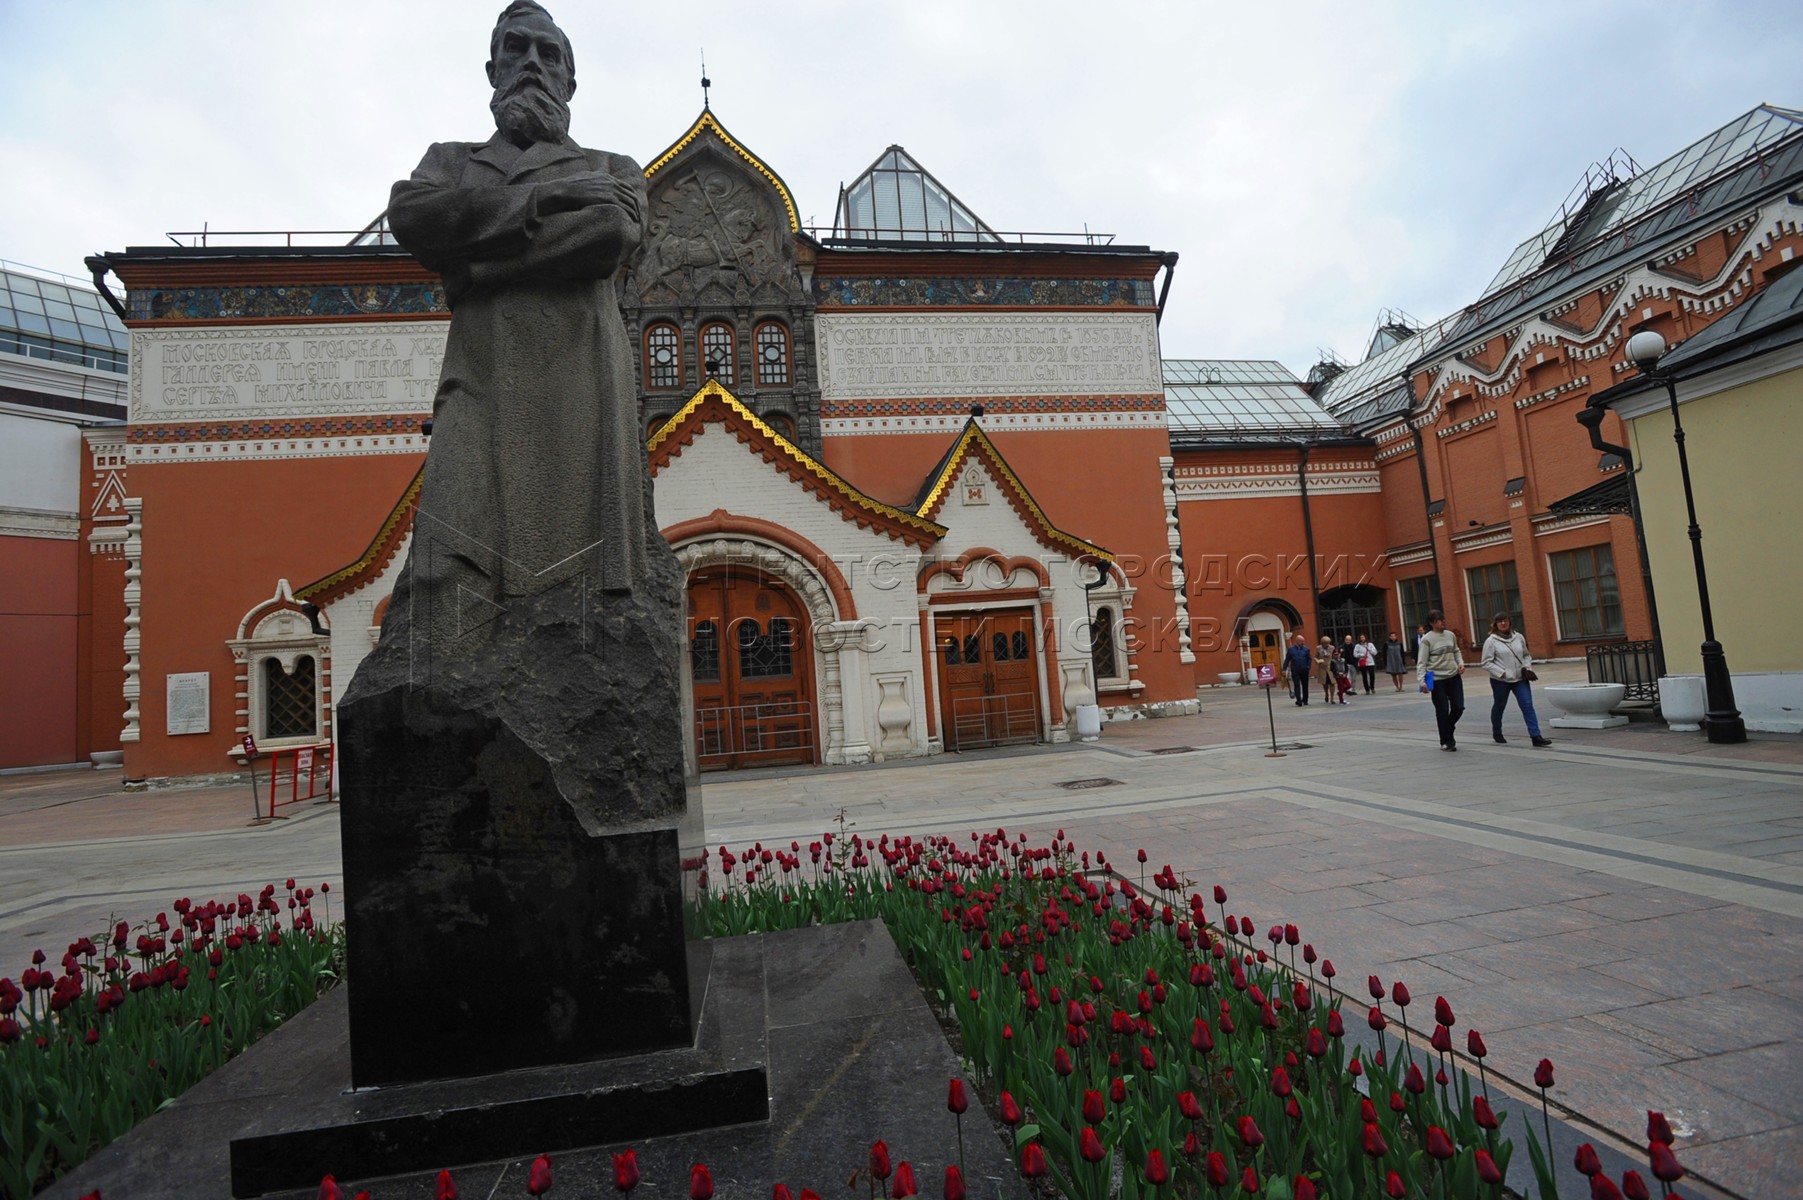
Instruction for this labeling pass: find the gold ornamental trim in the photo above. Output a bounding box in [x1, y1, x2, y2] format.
[643, 110, 801, 234]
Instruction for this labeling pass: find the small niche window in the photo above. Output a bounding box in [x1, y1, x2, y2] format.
[646, 323, 681, 389]
[261, 657, 318, 740]
[763, 411, 796, 442]
[700, 323, 735, 381]
[755, 322, 790, 386]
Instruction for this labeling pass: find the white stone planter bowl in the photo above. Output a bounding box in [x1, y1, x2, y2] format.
[1544, 682, 1628, 729]
[1217, 672, 1243, 686]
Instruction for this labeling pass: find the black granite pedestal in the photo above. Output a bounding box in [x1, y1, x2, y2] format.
[45, 921, 1009, 1200]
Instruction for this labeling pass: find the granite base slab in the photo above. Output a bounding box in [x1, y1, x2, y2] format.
[43, 920, 1009, 1200]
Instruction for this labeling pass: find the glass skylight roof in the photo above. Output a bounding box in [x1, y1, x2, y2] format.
[834, 146, 1000, 243]
[1483, 104, 1803, 298]
[0, 264, 128, 374]
[1314, 312, 1461, 416]
[1163, 359, 1345, 434]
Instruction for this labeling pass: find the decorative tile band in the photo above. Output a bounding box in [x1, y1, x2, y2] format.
[821, 394, 1164, 420]
[127, 412, 427, 444]
[128, 283, 449, 323]
[814, 277, 1156, 309]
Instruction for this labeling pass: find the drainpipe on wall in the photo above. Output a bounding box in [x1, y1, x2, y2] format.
[1576, 405, 1666, 677]
[1296, 441, 1323, 636]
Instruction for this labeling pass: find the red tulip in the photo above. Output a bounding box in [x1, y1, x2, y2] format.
[689, 1165, 712, 1200]
[1474, 1095, 1499, 1130]
[1367, 1007, 1388, 1033]
[613, 1151, 640, 1193]
[1270, 1067, 1291, 1097]
[1362, 1122, 1388, 1158]
[1237, 1116, 1264, 1148]
[1139, 1044, 1157, 1071]
[1079, 1127, 1106, 1163]
[1431, 1025, 1452, 1053]
[1326, 1010, 1344, 1038]
[942, 1167, 964, 1200]
[1304, 1027, 1327, 1059]
[1590, 1176, 1624, 1200]
[1205, 1151, 1230, 1188]
[1476, 1149, 1503, 1184]
[1083, 1088, 1106, 1125]
[1403, 1063, 1426, 1094]
[318, 1177, 343, 1200]
[1178, 1091, 1203, 1120]
[1192, 1017, 1214, 1053]
[1647, 1111, 1675, 1145]
[947, 1078, 968, 1114]
[1054, 1048, 1073, 1076]
[1021, 1144, 1048, 1179]
[870, 1141, 892, 1181]
[775, 1186, 794, 1200]
[528, 1156, 553, 1196]
[893, 1163, 918, 1199]
[801, 1191, 822, 1200]
[1367, 975, 1384, 1001]
[1434, 996, 1455, 1027]
[1649, 1142, 1685, 1183]
[1467, 1029, 1488, 1058]
[1384, 1170, 1405, 1198]
[999, 1091, 1022, 1125]
[1391, 982, 1410, 1008]
[436, 1169, 459, 1200]
[1390, 1091, 1406, 1114]
[1293, 1176, 1317, 1200]
[1575, 1143, 1603, 1177]
[1214, 885, 1228, 904]
[1535, 1058, 1556, 1089]
[1144, 1150, 1170, 1186]
[1241, 1165, 1260, 1194]
[1425, 1126, 1455, 1160]
[1621, 1170, 1651, 1200]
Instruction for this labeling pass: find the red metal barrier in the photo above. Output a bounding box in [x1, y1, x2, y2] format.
[267, 743, 334, 818]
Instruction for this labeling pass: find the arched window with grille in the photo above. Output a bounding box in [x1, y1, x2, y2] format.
[1091, 607, 1119, 683]
[700, 322, 735, 382]
[645, 323, 681, 389]
[755, 322, 790, 386]
[261, 656, 318, 741]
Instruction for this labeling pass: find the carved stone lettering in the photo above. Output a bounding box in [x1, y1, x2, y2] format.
[131, 323, 447, 421]
[816, 314, 1161, 400]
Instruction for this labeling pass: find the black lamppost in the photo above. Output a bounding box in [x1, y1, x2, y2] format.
[1624, 330, 1746, 744]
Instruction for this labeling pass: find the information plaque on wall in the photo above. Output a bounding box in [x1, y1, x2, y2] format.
[166, 672, 210, 735]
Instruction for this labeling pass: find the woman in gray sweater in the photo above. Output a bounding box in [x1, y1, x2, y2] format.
[1416, 611, 1465, 750]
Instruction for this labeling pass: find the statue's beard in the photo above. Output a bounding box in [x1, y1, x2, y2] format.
[491, 77, 571, 147]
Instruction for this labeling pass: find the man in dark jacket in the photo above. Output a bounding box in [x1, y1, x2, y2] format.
[1282, 633, 1314, 705]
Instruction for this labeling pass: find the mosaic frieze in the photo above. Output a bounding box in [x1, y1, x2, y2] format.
[821, 395, 1165, 418]
[813, 277, 1155, 309]
[128, 283, 449, 323]
[128, 413, 428, 443]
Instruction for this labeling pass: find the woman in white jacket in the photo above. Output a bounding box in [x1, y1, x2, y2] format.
[1481, 615, 1552, 746]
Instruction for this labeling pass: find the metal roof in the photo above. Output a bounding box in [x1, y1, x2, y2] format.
[1162, 359, 1347, 435]
[0, 262, 128, 374]
[1661, 260, 1803, 371]
[1447, 104, 1803, 348]
[1313, 312, 1462, 416]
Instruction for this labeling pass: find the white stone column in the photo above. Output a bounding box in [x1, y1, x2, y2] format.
[120, 497, 143, 744]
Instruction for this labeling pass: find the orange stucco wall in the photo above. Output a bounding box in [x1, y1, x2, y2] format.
[0, 536, 81, 767]
[123, 453, 423, 778]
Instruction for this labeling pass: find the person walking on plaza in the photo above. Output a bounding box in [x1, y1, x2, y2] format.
[1316, 637, 1341, 705]
[1340, 635, 1359, 692]
[1417, 611, 1465, 750]
[1481, 614, 1553, 747]
[1283, 632, 1314, 705]
[1354, 632, 1378, 694]
[1383, 632, 1408, 691]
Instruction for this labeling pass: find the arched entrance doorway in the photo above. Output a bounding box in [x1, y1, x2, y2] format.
[934, 608, 1042, 750]
[687, 567, 817, 770]
[1318, 585, 1388, 647]
[1246, 611, 1287, 674]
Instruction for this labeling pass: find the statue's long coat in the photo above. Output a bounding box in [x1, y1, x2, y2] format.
[388, 132, 652, 600]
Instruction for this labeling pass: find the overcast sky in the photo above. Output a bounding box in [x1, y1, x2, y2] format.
[4, 1, 1798, 375]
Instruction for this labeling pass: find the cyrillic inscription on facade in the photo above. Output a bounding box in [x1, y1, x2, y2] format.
[816, 313, 1160, 400]
[131, 323, 447, 421]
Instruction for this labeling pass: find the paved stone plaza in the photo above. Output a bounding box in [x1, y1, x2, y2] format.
[3, 660, 1798, 1199]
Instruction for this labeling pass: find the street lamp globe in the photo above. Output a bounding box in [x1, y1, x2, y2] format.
[1626, 330, 1669, 370]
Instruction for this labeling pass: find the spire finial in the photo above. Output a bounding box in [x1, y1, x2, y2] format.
[700, 50, 711, 109]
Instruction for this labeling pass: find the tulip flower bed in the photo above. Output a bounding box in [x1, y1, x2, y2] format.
[689, 829, 1698, 1200]
[0, 880, 342, 1196]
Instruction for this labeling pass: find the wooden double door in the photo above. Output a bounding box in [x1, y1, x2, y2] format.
[936, 609, 1041, 751]
[688, 568, 816, 771]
